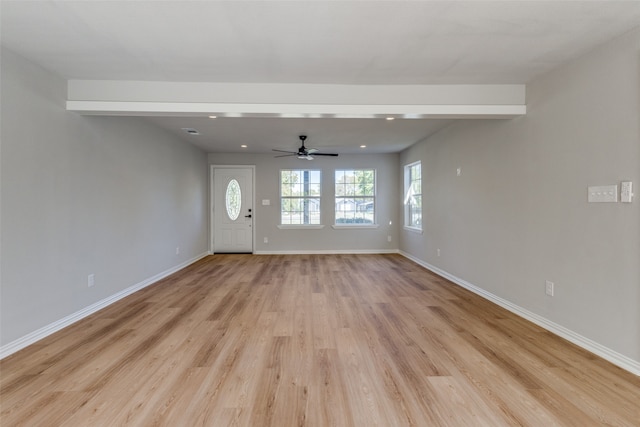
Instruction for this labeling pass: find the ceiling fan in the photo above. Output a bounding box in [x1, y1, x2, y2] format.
[273, 135, 339, 160]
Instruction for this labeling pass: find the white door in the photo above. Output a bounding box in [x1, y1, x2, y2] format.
[214, 167, 253, 253]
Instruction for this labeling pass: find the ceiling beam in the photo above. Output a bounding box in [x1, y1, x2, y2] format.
[66, 101, 525, 119]
[66, 80, 526, 119]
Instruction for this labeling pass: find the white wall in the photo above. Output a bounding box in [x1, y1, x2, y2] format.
[209, 152, 399, 253]
[0, 48, 209, 347]
[400, 29, 640, 368]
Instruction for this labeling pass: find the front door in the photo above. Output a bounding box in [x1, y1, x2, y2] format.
[213, 167, 253, 253]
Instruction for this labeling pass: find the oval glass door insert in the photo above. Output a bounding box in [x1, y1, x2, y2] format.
[225, 179, 241, 220]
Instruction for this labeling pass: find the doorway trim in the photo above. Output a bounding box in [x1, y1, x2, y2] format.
[210, 164, 256, 254]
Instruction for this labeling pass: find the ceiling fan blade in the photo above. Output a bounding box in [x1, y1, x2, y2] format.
[307, 148, 319, 154]
[311, 153, 339, 156]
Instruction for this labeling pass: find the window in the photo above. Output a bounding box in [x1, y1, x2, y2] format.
[225, 179, 241, 221]
[335, 169, 375, 225]
[404, 162, 422, 229]
[280, 169, 321, 225]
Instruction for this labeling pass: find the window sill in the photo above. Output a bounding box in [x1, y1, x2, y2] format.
[277, 225, 325, 230]
[403, 226, 423, 234]
[331, 224, 380, 229]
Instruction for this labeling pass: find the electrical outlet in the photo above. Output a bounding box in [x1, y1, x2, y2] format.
[456, 167, 462, 176]
[264, 237, 269, 244]
[437, 248, 441, 257]
[545, 280, 554, 296]
[176, 247, 180, 255]
[387, 235, 392, 242]
[88, 274, 95, 288]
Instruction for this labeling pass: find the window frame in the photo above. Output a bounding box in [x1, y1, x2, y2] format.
[279, 169, 323, 227]
[404, 161, 423, 232]
[333, 168, 377, 227]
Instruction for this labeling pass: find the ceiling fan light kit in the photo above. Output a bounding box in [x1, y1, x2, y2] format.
[273, 135, 339, 160]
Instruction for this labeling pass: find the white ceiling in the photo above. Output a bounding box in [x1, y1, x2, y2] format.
[144, 116, 454, 154]
[3, 1, 640, 154]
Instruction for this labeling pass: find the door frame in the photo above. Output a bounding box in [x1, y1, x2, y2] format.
[210, 164, 256, 254]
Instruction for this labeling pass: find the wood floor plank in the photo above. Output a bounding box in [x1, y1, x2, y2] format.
[427, 376, 511, 427]
[2, 254, 639, 426]
[334, 327, 395, 426]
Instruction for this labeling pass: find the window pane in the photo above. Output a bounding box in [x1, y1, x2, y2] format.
[310, 170, 321, 183]
[225, 179, 242, 220]
[335, 169, 375, 225]
[405, 162, 422, 229]
[309, 183, 321, 195]
[280, 169, 321, 225]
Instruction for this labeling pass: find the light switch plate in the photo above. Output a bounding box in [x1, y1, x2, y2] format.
[588, 185, 618, 203]
[545, 280, 554, 296]
[621, 181, 633, 203]
[262, 199, 270, 206]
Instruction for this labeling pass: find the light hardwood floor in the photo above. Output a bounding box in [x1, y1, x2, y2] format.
[1, 254, 639, 426]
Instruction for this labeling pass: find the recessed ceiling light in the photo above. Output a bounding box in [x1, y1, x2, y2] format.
[208, 115, 217, 119]
[360, 145, 367, 148]
[240, 144, 248, 148]
[385, 117, 395, 121]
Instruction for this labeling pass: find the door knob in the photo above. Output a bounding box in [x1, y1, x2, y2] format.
[244, 214, 252, 218]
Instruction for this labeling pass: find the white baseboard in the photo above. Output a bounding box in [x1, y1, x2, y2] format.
[254, 249, 400, 255]
[400, 251, 640, 377]
[0, 252, 210, 360]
